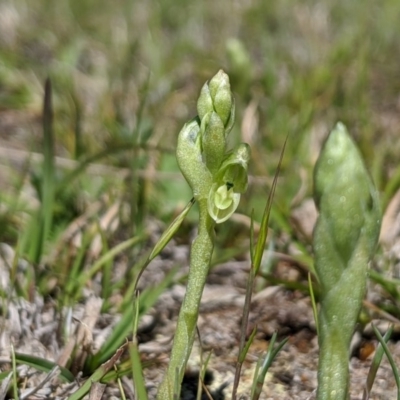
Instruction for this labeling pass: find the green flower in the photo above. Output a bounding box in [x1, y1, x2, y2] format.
[177, 71, 249, 223]
[208, 143, 250, 223]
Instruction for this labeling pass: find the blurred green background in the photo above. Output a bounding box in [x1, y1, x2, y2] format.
[1, 0, 400, 244]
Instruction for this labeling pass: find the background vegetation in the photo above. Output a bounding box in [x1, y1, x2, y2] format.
[1, 0, 400, 398]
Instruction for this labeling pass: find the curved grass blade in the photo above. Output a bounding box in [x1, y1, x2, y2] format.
[0, 371, 12, 400]
[371, 324, 400, 400]
[149, 197, 195, 261]
[308, 272, 319, 337]
[15, 352, 74, 382]
[232, 135, 287, 400]
[130, 293, 148, 400]
[251, 332, 289, 400]
[363, 325, 393, 400]
[78, 235, 146, 287]
[11, 345, 18, 400]
[67, 344, 127, 400]
[87, 265, 178, 370]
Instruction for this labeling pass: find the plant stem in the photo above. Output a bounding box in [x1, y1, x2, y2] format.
[316, 264, 366, 399]
[157, 199, 215, 399]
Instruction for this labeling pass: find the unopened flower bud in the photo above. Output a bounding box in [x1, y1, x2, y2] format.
[209, 70, 233, 127]
[201, 111, 226, 174]
[197, 83, 213, 121]
[197, 69, 235, 135]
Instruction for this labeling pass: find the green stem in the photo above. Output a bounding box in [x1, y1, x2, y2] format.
[157, 200, 215, 399]
[317, 331, 350, 400]
[316, 272, 364, 399]
[316, 237, 370, 400]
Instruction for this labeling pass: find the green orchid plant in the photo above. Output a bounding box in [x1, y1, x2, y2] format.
[157, 70, 250, 399]
[313, 123, 381, 400]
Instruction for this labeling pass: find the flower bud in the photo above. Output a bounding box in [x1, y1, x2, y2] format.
[201, 111, 226, 174]
[209, 70, 233, 127]
[197, 83, 213, 121]
[314, 122, 380, 264]
[209, 69, 230, 100]
[197, 69, 235, 134]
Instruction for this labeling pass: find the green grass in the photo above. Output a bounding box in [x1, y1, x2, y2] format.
[1, 0, 400, 398]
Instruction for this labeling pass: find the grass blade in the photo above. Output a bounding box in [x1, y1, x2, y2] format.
[251, 333, 289, 400]
[308, 272, 319, 337]
[67, 343, 127, 400]
[78, 235, 146, 287]
[15, 352, 75, 382]
[371, 324, 400, 400]
[253, 135, 288, 274]
[363, 325, 393, 400]
[232, 136, 287, 400]
[0, 371, 12, 400]
[129, 338, 148, 399]
[11, 345, 18, 400]
[149, 197, 195, 262]
[129, 292, 148, 400]
[24, 79, 55, 264]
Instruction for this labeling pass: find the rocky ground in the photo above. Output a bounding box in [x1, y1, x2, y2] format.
[1, 225, 400, 400]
